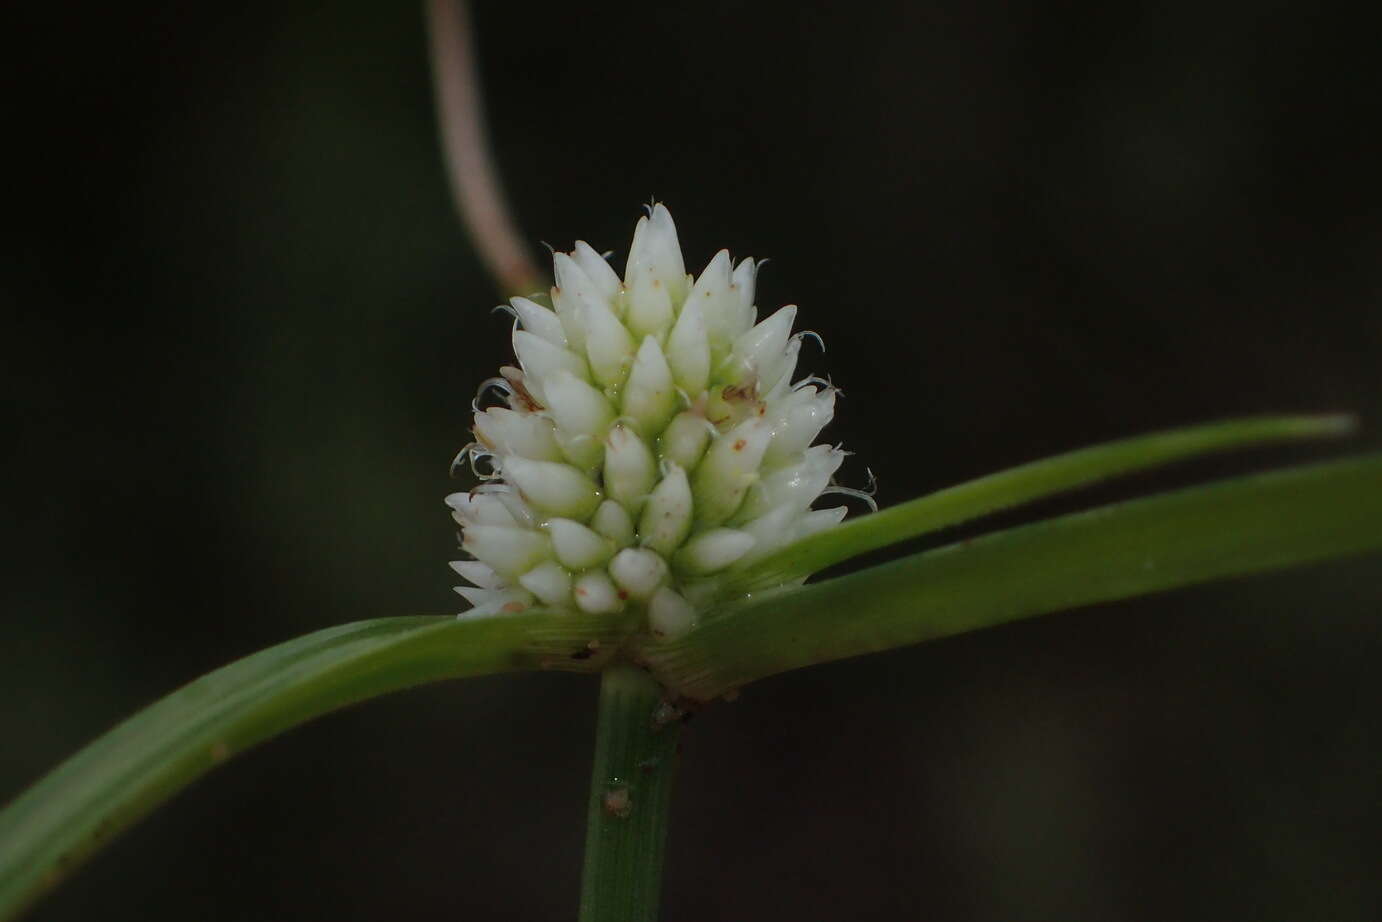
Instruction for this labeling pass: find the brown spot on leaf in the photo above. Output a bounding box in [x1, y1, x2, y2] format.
[603, 787, 632, 818]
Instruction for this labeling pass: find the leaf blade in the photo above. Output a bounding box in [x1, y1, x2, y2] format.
[726, 414, 1355, 592]
[650, 454, 1382, 701]
[0, 611, 626, 921]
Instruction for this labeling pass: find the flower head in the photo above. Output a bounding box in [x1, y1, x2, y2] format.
[448, 205, 858, 638]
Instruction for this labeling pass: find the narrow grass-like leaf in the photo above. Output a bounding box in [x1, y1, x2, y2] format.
[0, 611, 629, 922]
[725, 414, 1355, 593]
[649, 454, 1382, 701]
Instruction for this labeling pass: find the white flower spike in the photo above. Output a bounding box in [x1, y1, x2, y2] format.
[449, 206, 861, 638]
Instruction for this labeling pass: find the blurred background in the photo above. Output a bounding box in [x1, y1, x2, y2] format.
[4, 1, 1380, 919]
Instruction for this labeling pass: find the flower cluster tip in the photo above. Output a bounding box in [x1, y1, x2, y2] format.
[448, 206, 861, 639]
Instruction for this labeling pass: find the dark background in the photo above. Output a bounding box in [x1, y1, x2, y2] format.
[5, 1, 1381, 919]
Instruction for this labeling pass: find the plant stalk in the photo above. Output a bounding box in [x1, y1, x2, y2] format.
[424, 0, 544, 295]
[579, 665, 681, 922]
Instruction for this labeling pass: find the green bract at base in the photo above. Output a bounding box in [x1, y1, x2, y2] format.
[646, 453, 1382, 701]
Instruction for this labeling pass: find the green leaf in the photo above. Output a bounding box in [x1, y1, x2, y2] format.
[648, 454, 1382, 701]
[0, 611, 629, 922]
[724, 414, 1355, 593]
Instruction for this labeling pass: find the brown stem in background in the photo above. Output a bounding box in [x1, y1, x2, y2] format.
[425, 0, 544, 297]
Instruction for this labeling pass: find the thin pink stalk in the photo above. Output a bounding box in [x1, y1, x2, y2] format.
[425, 0, 544, 296]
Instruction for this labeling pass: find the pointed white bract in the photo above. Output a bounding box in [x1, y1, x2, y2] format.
[648, 587, 696, 639]
[673, 528, 756, 576]
[447, 207, 864, 632]
[604, 423, 658, 508]
[659, 411, 713, 470]
[591, 499, 635, 548]
[519, 561, 574, 607]
[542, 370, 614, 440]
[638, 464, 692, 556]
[510, 296, 566, 347]
[512, 331, 585, 400]
[622, 336, 678, 435]
[549, 517, 614, 570]
[609, 547, 669, 601]
[473, 408, 562, 462]
[572, 241, 621, 300]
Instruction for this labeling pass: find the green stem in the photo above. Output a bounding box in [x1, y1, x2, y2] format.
[579, 665, 681, 922]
